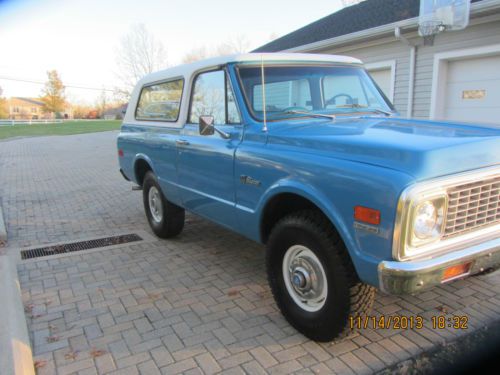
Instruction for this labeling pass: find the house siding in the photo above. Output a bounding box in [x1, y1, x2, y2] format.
[412, 19, 500, 118]
[299, 16, 500, 119]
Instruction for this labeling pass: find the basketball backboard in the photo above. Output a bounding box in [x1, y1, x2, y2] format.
[419, 0, 471, 38]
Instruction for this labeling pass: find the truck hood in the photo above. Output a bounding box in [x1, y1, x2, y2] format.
[267, 116, 500, 180]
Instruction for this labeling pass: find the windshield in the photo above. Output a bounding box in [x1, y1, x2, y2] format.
[236, 65, 394, 121]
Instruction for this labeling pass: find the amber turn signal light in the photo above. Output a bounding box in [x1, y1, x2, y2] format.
[442, 262, 472, 282]
[354, 206, 381, 225]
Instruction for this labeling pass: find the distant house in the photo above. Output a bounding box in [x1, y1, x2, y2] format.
[8, 97, 45, 120]
[8, 97, 73, 120]
[255, 0, 500, 124]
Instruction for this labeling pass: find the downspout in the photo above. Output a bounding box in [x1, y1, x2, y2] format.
[407, 46, 416, 118]
[395, 27, 417, 118]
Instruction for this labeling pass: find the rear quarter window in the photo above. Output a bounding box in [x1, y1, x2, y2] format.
[135, 79, 184, 121]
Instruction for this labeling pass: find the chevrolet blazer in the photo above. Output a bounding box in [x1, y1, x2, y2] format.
[117, 53, 500, 341]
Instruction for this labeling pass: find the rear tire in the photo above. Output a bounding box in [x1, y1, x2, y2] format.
[143, 171, 184, 238]
[266, 210, 375, 341]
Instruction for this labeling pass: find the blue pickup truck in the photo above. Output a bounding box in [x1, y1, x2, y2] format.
[117, 53, 500, 341]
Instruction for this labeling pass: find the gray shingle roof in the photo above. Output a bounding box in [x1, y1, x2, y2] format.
[254, 0, 482, 52]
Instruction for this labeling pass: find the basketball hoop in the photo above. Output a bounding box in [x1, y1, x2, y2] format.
[418, 0, 471, 46]
[418, 20, 446, 46]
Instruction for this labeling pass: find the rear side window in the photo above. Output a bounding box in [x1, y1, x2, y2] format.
[135, 79, 184, 121]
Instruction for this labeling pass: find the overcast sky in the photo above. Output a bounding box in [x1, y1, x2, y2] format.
[0, 0, 343, 103]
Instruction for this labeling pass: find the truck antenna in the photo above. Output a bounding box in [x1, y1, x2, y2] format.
[260, 55, 268, 132]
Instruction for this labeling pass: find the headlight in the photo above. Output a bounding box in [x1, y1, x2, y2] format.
[409, 196, 447, 248]
[414, 201, 438, 239]
[394, 189, 448, 260]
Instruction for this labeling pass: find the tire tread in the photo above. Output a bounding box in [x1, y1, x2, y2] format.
[143, 172, 185, 238]
[266, 209, 375, 341]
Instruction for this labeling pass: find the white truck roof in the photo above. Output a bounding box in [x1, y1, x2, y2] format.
[140, 53, 362, 86]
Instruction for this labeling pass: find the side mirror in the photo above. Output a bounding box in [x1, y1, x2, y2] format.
[199, 115, 215, 136]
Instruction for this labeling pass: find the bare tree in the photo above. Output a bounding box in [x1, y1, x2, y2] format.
[112, 87, 131, 104]
[215, 35, 251, 55]
[182, 35, 251, 64]
[96, 89, 108, 118]
[268, 32, 280, 42]
[182, 46, 210, 64]
[115, 24, 168, 96]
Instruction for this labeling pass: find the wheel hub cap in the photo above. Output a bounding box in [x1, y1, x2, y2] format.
[148, 186, 163, 223]
[291, 267, 310, 290]
[282, 245, 328, 312]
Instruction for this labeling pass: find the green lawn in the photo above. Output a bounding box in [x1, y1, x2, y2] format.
[0, 120, 122, 140]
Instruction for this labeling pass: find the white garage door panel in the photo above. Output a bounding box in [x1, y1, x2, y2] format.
[444, 55, 500, 124]
[446, 80, 500, 108]
[444, 107, 499, 122]
[368, 68, 391, 99]
[447, 55, 500, 81]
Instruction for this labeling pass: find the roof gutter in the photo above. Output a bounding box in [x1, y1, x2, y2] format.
[281, 0, 500, 53]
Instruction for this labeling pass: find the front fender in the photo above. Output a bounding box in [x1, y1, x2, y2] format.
[257, 180, 356, 253]
[255, 179, 383, 285]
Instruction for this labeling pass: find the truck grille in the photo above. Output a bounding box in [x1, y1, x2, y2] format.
[444, 176, 500, 238]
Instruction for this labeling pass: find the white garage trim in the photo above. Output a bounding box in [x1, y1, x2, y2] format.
[430, 43, 500, 120]
[365, 60, 396, 102]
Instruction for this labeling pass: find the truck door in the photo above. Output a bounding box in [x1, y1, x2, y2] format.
[176, 68, 243, 227]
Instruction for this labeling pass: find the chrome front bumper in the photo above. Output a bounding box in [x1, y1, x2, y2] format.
[378, 237, 500, 294]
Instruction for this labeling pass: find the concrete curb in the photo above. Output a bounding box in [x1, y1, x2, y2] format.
[0, 203, 6, 246]
[0, 254, 35, 375]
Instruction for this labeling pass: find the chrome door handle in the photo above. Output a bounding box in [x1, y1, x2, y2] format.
[176, 139, 190, 146]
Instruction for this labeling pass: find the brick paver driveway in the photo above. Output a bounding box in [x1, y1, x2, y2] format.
[1, 131, 499, 374]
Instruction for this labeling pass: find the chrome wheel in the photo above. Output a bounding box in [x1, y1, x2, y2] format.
[148, 186, 163, 223]
[282, 245, 328, 312]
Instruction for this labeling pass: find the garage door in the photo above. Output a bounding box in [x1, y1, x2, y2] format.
[368, 68, 392, 100]
[444, 54, 500, 124]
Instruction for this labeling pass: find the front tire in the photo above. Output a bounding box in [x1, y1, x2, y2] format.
[266, 210, 375, 341]
[143, 171, 184, 238]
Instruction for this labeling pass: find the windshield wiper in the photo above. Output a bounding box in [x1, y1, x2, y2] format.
[366, 108, 393, 117]
[268, 107, 391, 121]
[338, 104, 393, 117]
[283, 110, 336, 120]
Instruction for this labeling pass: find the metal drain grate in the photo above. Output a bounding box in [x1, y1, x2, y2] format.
[21, 233, 142, 260]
